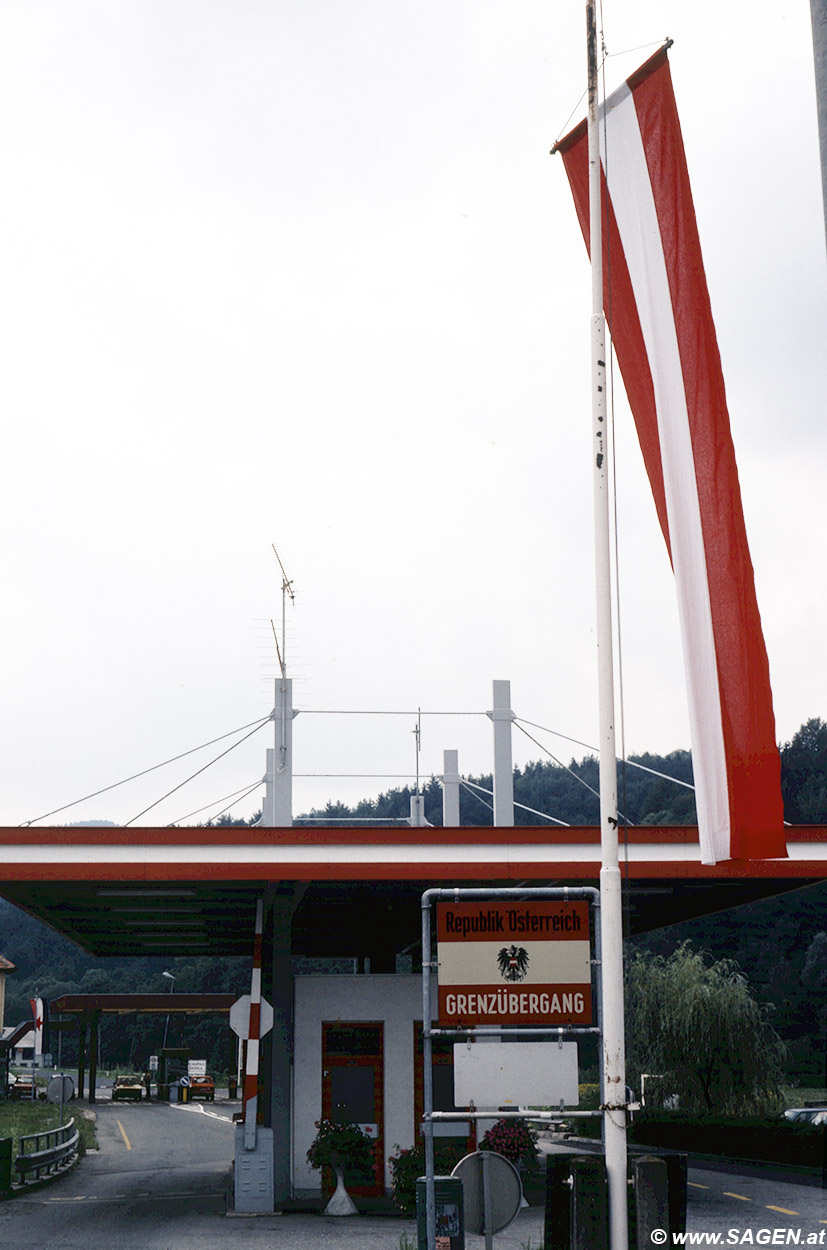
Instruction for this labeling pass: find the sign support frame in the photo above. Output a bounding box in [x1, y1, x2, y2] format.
[420, 885, 602, 1250]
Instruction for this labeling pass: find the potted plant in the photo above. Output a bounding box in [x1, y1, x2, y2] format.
[479, 1116, 538, 1168]
[306, 1118, 375, 1215]
[479, 1117, 539, 1206]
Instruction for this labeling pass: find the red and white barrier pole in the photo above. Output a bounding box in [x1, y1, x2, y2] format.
[243, 898, 264, 1150]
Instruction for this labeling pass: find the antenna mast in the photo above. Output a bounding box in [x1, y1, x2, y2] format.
[413, 709, 422, 794]
[271, 544, 295, 679]
[263, 545, 296, 829]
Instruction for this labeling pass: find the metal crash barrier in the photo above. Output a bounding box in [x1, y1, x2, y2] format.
[14, 1118, 80, 1184]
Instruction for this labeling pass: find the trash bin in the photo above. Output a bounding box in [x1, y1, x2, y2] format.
[228, 1077, 238, 1099]
[416, 1175, 464, 1250]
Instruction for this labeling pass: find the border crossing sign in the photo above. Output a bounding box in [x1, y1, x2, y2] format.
[437, 900, 592, 1026]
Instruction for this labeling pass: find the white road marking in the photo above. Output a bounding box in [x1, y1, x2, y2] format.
[169, 1102, 234, 1125]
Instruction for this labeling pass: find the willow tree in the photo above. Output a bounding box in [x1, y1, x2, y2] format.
[625, 943, 786, 1115]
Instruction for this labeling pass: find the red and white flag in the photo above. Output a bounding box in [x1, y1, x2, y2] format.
[556, 48, 785, 864]
[30, 996, 43, 1055]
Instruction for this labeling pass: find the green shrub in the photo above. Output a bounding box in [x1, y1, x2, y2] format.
[389, 1141, 467, 1213]
[629, 1111, 824, 1167]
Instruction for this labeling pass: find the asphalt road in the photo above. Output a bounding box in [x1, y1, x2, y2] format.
[0, 1098, 823, 1249]
[682, 1159, 826, 1242]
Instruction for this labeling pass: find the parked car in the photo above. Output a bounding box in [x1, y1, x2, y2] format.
[783, 1107, 827, 1125]
[188, 1074, 215, 1101]
[8, 1073, 37, 1100]
[112, 1074, 144, 1102]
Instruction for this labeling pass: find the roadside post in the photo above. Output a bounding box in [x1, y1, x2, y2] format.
[0, 1137, 11, 1197]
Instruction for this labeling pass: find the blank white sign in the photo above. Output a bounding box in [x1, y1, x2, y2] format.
[453, 1041, 579, 1109]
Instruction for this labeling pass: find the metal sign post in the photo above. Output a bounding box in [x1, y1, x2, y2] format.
[452, 1149, 521, 1250]
[482, 1151, 494, 1250]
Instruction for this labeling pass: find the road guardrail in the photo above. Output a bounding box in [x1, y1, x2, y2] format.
[13, 1118, 80, 1184]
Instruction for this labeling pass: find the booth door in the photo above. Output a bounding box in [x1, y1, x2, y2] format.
[322, 1022, 384, 1197]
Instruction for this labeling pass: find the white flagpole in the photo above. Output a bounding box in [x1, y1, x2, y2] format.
[586, 4, 629, 1248]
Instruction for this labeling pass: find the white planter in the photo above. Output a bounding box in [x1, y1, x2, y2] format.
[323, 1165, 359, 1216]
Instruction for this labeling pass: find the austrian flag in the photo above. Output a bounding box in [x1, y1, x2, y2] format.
[555, 48, 786, 864]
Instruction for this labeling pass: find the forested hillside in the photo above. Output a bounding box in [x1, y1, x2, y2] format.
[296, 749, 696, 827]
[295, 716, 827, 828]
[1, 719, 825, 1080]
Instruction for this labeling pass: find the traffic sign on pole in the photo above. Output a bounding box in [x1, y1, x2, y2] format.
[229, 994, 274, 1040]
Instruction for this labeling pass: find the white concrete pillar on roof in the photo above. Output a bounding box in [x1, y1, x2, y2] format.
[488, 679, 514, 827]
[408, 794, 430, 827]
[263, 677, 296, 827]
[441, 749, 460, 827]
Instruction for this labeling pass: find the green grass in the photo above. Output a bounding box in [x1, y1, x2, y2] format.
[0, 1100, 97, 1161]
[781, 1086, 826, 1107]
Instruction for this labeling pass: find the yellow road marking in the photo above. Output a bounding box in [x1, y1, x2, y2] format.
[766, 1206, 798, 1216]
[116, 1120, 131, 1151]
[688, 1182, 709, 1189]
[723, 1193, 750, 1201]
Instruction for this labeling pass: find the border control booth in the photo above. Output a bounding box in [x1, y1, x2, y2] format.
[1, 821, 825, 1208]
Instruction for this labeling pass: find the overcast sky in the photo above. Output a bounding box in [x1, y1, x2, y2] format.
[1, 1, 824, 828]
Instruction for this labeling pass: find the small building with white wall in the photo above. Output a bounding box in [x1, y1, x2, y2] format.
[292, 973, 478, 1200]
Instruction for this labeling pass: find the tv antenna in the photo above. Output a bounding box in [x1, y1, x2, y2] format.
[270, 544, 295, 678]
[412, 708, 422, 795]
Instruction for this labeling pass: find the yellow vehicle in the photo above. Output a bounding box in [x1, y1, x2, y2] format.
[112, 1074, 144, 1102]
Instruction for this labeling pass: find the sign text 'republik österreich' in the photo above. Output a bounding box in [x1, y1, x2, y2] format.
[437, 901, 592, 1026]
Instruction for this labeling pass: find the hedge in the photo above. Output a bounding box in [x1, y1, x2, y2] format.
[628, 1112, 824, 1168]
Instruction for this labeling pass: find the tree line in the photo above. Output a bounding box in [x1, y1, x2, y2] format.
[293, 716, 827, 828]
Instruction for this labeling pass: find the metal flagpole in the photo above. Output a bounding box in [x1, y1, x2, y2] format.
[585, 3, 629, 1249]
